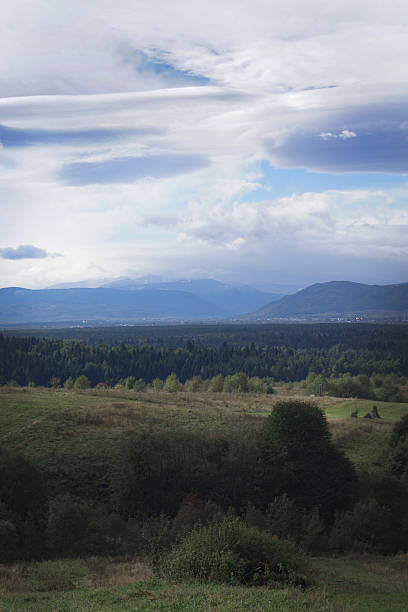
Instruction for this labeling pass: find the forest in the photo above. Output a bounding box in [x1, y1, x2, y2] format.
[1, 323, 407, 390]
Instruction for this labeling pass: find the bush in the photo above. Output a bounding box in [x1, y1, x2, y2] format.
[46, 495, 93, 557]
[0, 448, 46, 522]
[390, 414, 408, 446]
[152, 377, 164, 391]
[159, 517, 309, 587]
[74, 375, 91, 390]
[0, 519, 18, 562]
[172, 493, 223, 537]
[64, 376, 74, 389]
[207, 374, 224, 392]
[164, 373, 182, 392]
[113, 430, 230, 517]
[125, 376, 136, 389]
[389, 438, 408, 480]
[328, 500, 395, 554]
[243, 495, 324, 553]
[223, 372, 249, 393]
[133, 378, 146, 391]
[184, 376, 204, 392]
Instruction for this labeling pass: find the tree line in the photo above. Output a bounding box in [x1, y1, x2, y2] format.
[0, 331, 404, 388]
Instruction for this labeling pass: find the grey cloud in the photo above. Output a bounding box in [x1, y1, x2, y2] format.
[144, 215, 179, 227]
[0, 124, 162, 148]
[59, 154, 210, 185]
[268, 100, 408, 173]
[0, 245, 62, 260]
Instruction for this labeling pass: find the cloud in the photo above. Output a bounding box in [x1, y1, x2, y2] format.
[121, 48, 212, 87]
[319, 130, 357, 140]
[144, 187, 408, 259]
[0, 124, 161, 147]
[0, 245, 62, 260]
[59, 154, 210, 185]
[0, 1, 408, 288]
[268, 101, 408, 173]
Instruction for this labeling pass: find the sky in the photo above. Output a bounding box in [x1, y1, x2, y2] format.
[1, 0, 408, 291]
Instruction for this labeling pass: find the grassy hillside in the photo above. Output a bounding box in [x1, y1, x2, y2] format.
[1, 386, 408, 611]
[1, 387, 406, 478]
[2, 387, 403, 446]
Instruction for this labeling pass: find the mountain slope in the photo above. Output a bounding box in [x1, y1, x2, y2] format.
[0, 287, 226, 324]
[255, 281, 408, 318]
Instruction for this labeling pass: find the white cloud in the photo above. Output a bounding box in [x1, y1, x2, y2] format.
[320, 130, 357, 140]
[1, 1, 408, 287]
[339, 130, 357, 139]
[144, 187, 408, 260]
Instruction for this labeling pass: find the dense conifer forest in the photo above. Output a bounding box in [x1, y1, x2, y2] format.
[1, 323, 408, 388]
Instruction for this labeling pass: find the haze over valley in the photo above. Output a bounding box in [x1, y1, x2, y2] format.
[1, 278, 407, 325]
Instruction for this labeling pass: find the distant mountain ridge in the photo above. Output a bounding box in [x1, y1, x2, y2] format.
[254, 281, 408, 319]
[0, 287, 225, 324]
[0, 280, 281, 324]
[2, 280, 406, 325]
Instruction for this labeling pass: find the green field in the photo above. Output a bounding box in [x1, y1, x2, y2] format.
[1, 555, 408, 611]
[324, 398, 408, 421]
[1, 387, 407, 476]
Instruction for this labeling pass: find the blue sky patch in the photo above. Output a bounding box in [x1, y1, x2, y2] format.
[242, 162, 408, 202]
[123, 49, 212, 86]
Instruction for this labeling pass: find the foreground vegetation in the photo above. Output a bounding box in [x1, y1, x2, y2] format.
[1, 554, 408, 611]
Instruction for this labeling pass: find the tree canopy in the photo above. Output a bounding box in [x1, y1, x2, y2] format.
[259, 401, 356, 520]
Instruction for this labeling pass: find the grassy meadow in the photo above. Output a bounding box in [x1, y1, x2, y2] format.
[1, 384, 406, 474]
[1, 554, 408, 611]
[1, 385, 408, 611]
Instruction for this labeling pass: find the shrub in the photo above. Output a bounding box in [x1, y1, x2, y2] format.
[74, 375, 91, 390]
[159, 516, 309, 587]
[184, 376, 204, 392]
[64, 376, 74, 389]
[0, 448, 46, 522]
[152, 377, 164, 391]
[223, 372, 249, 393]
[164, 373, 182, 393]
[133, 378, 146, 391]
[113, 430, 230, 516]
[389, 438, 408, 480]
[328, 499, 395, 554]
[0, 519, 18, 562]
[125, 376, 136, 389]
[243, 495, 324, 553]
[172, 493, 223, 537]
[208, 374, 224, 392]
[46, 495, 93, 557]
[390, 414, 408, 446]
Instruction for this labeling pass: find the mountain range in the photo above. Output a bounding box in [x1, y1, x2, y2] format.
[0, 279, 407, 325]
[0, 279, 281, 324]
[254, 280, 408, 319]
